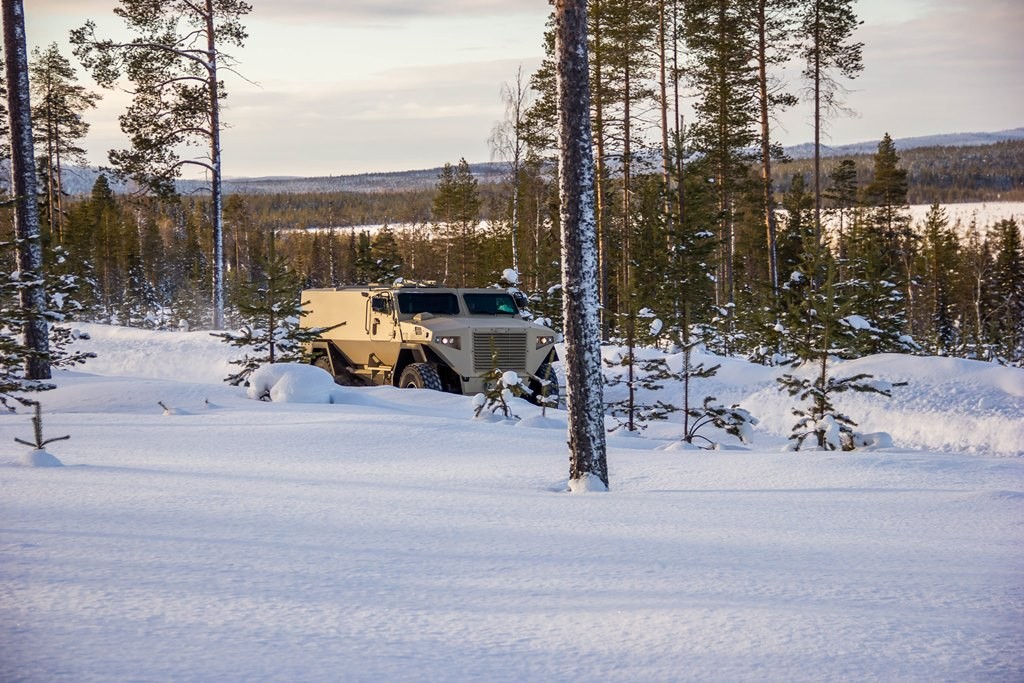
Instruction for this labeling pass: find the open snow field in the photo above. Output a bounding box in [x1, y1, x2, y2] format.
[2, 324, 1022, 681]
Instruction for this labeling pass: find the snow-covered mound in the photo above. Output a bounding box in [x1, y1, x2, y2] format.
[68, 322, 242, 384]
[601, 345, 1023, 457]
[748, 354, 1024, 456]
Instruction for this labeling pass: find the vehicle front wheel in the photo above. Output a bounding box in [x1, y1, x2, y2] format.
[398, 363, 443, 391]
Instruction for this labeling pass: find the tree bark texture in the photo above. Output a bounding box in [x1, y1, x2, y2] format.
[556, 0, 609, 490]
[3, 0, 51, 380]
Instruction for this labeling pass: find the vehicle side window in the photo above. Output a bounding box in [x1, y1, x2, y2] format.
[371, 295, 392, 314]
[397, 293, 460, 315]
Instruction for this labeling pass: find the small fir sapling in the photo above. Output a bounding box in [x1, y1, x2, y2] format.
[778, 369, 894, 451]
[213, 236, 326, 385]
[603, 308, 669, 432]
[14, 402, 69, 467]
[474, 367, 529, 420]
[776, 253, 902, 451]
[604, 345, 672, 432]
[530, 363, 559, 416]
[673, 305, 760, 448]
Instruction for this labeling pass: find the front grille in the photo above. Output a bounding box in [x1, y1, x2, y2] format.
[473, 332, 528, 373]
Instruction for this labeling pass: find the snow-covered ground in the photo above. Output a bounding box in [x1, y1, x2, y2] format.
[905, 201, 1023, 234]
[2, 324, 1022, 682]
[292, 202, 1024, 240]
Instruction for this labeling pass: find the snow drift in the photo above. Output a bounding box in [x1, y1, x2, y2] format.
[1, 323, 1021, 682]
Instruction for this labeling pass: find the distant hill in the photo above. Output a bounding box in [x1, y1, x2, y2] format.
[54, 127, 1024, 199]
[774, 135, 1024, 204]
[56, 162, 508, 197]
[782, 127, 1024, 159]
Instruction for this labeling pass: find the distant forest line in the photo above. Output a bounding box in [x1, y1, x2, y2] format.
[190, 138, 1024, 230]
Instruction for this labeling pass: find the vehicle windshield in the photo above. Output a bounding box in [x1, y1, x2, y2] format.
[396, 292, 461, 316]
[463, 292, 519, 316]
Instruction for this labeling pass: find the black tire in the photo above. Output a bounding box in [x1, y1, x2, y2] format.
[313, 353, 365, 386]
[528, 362, 560, 407]
[313, 354, 333, 374]
[398, 363, 443, 391]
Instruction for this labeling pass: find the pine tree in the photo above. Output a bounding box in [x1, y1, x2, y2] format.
[797, 0, 863, 237]
[747, 0, 800, 295]
[71, 0, 252, 329]
[4, 0, 51, 381]
[777, 172, 814, 278]
[958, 217, 996, 359]
[823, 158, 858, 265]
[917, 203, 958, 354]
[213, 232, 321, 386]
[367, 226, 403, 284]
[29, 43, 100, 244]
[988, 218, 1024, 364]
[684, 0, 760, 315]
[777, 254, 895, 451]
[864, 133, 912, 274]
[844, 134, 916, 354]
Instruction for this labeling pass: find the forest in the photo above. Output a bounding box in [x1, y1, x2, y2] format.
[3, 0, 1024, 413]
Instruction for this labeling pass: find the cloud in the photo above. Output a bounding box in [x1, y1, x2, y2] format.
[252, 0, 546, 25]
[220, 57, 540, 176]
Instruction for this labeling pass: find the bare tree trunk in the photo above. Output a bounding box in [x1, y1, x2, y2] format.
[4, 0, 51, 380]
[592, 0, 610, 340]
[672, 0, 686, 236]
[756, 0, 779, 295]
[206, 0, 225, 329]
[812, 0, 823, 246]
[659, 0, 672, 227]
[556, 0, 609, 491]
[622, 47, 636, 432]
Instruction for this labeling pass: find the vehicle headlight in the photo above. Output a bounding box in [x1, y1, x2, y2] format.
[536, 335, 554, 349]
[437, 335, 461, 350]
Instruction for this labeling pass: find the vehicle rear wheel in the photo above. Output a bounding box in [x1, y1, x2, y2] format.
[399, 363, 443, 391]
[313, 354, 333, 374]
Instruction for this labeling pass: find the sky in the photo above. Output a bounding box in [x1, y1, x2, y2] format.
[25, 0, 1024, 179]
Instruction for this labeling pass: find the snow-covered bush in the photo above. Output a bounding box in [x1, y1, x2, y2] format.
[474, 368, 528, 420]
[684, 396, 759, 448]
[246, 363, 338, 403]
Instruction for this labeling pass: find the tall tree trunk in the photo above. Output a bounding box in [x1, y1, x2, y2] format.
[812, 0, 823, 245]
[659, 0, 672, 226]
[206, 0, 225, 329]
[592, 0, 610, 340]
[3, 0, 51, 380]
[672, 0, 686, 240]
[556, 0, 609, 491]
[756, 0, 779, 295]
[622, 44, 636, 432]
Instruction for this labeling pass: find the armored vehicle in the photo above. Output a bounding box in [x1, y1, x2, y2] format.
[301, 284, 558, 400]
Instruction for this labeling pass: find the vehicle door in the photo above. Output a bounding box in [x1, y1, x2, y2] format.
[367, 292, 398, 342]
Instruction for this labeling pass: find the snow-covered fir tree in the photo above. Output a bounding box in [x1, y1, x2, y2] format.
[473, 365, 529, 421]
[776, 250, 898, 451]
[213, 237, 323, 386]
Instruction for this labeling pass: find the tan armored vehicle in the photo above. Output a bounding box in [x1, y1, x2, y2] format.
[301, 284, 558, 401]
